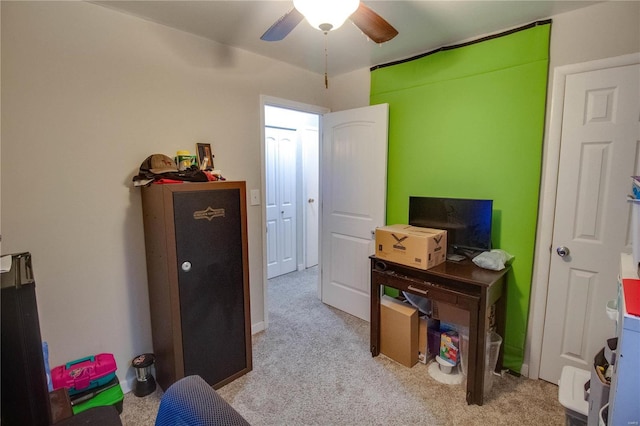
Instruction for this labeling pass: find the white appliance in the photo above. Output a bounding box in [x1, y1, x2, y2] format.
[607, 254, 640, 424]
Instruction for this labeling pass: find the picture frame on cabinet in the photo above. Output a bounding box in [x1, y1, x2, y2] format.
[196, 143, 214, 170]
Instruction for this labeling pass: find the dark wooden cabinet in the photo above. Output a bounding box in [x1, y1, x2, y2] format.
[141, 181, 252, 391]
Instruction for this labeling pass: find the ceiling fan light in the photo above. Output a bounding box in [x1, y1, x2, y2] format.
[293, 0, 360, 32]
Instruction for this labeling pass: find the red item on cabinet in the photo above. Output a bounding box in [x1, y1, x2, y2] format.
[622, 278, 640, 317]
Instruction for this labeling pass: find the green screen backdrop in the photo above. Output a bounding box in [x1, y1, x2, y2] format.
[370, 22, 551, 372]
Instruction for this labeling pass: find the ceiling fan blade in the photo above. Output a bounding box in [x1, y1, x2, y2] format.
[349, 2, 398, 44]
[260, 8, 304, 41]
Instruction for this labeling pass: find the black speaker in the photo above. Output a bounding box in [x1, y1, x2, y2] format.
[1, 253, 51, 426]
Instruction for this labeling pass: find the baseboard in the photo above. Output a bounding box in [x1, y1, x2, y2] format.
[251, 321, 265, 335]
[120, 376, 133, 394]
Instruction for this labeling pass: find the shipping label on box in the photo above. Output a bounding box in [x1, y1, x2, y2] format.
[375, 224, 447, 270]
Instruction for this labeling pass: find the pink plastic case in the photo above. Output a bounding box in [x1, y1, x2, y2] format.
[51, 353, 117, 395]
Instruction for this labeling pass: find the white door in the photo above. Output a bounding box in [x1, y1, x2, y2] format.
[302, 127, 319, 268]
[539, 64, 640, 383]
[321, 104, 388, 321]
[266, 126, 297, 279]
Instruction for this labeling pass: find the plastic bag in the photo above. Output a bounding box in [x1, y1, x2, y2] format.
[472, 249, 514, 271]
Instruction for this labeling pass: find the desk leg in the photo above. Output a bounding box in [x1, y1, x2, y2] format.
[370, 272, 381, 356]
[495, 289, 507, 372]
[477, 300, 490, 406]
[466, 303, 482, 405]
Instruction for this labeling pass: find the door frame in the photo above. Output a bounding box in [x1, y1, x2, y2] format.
[526, 53, 640, 380]
[259, 95, 329, 331]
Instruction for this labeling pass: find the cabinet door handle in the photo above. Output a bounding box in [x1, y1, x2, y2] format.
[408, 285, 428, 295]
[181, 261, 192, 272]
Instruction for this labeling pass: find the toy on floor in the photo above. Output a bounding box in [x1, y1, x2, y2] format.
[427, 330, 465, 385]
[52, 353, 117, 396]
[439, 331, 459, 368]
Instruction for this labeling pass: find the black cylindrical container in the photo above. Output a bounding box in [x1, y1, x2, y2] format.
[131, 353, 156, 397]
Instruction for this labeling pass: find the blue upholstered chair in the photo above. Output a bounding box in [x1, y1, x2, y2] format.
[155, 375, 250, 426]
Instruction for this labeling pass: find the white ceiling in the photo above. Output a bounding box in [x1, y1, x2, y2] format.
[92, 1, 599, 76]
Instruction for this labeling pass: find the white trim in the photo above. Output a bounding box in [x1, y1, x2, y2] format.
[251, 321, 265, 335]
[120, 377, 133, 395]
[526, 53, 640, 379]
[258, 96, 329, 333]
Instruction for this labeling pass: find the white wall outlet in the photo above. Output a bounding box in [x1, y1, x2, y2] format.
[250, 189, 260, 206]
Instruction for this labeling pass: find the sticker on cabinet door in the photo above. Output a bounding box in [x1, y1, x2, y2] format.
[193, 206, 225, 221]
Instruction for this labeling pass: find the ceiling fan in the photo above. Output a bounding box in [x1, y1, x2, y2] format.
[261, 0, 398, 44]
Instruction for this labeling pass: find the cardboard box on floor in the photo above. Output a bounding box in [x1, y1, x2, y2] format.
[419, 316, 428, 364]
[375, 224, 447, 270]
[432, 300, 470, 328]
[418, 316, 439, 364]
[380, 295, 418, 367]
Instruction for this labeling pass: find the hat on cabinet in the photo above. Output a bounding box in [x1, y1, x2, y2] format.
[139, 154, 179, 174]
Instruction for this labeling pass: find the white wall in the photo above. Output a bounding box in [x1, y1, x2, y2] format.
[328, 68, 371, 112]
[1, 1, 328, 390]
[548, 1, 640, 70]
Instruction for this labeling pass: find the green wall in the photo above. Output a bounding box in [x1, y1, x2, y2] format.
[370, 23, 551, 372]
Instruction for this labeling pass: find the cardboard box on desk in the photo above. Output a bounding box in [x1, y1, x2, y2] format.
[380, 295, 418, 368]
[375, 225, 447, 270]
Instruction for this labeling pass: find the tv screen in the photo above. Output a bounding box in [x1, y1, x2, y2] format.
[408, 197, 493, 254]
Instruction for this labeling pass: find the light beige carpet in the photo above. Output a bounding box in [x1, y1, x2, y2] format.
[120, 267, 565, 425]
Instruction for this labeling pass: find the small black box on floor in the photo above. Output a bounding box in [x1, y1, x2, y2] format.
[69, 375, 124, 415]
[56, 406, 122, 426]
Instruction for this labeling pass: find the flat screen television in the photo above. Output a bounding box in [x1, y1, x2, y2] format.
[409, 197, 493, 255]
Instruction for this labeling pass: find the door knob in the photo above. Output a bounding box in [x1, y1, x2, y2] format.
[556, 246, 570, 258]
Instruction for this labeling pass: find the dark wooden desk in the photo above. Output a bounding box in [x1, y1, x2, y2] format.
[370, 256, 508, 406]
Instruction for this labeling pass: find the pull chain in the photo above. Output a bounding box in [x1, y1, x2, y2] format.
[324, 32, 329, 89]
